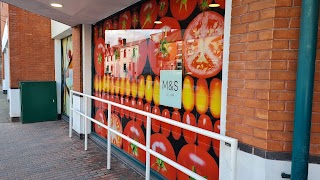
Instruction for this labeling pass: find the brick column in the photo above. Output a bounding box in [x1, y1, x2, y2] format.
[72, 25, 82, 92]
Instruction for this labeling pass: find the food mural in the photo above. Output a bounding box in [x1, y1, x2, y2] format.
[92, 0, 224, 179]
[62, 36, 73, 117]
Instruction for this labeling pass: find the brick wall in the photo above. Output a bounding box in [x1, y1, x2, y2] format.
[8, 5, 54, 88]
[1, 3, 8, 82]
[228, 0, 320, 156]
[72, 25, 82, 92]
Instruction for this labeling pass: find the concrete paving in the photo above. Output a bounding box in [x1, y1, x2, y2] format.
[0, 87, 10, 123]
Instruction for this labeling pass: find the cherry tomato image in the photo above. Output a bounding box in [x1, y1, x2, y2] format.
[198, 0, 213, 11]
[177, 144, 219, 180]
[158, 0, 169, 17]
[161, 109, 171, 137]
[123, 120, 146, 163]
[119, 11, 131, 30]
[140, 0, 158, 29]
[94, 74, 100, 92]
[170, 0, 197, 21]
[145, 75, 153, 103]
[119, 96, 125, 118]
[136, 98, 144, 127]
[182, 111, 196, 144]
[182, 75, 195, 112]
[138, 75, 145, 99]
[101, 93, 109, 111]
[143, 103, 151, 128]
[153, 76, 160, 106]
[171, 110, 182, 140]
[125, 77, 131, 96]
[212, 120, 220, 157]
[150, 134, 177, 180]
[114, 77, 120, 95]
[129, 97, 137, 121]
[94, 91, 102, 108]
[197, 114, 213, 151]
[94, 38, 106, 76]
[102, 74, 107, 92]
[105, 74, 111, 93]
[110, 76, 115, 95]
[131, 78, 138, 98]
[94, 109, 107, 138]
[215, 0, 225, 9]
[152, 105, 161, 133]
[195, 78, 209, 114]
[132, 11, 139, 29]
[124, 97, 130, 119]
[110, 113, 123, 148]
[183, 11, 224, 78]
[120, 77, 126, 96]
[210, 78, 221, 118]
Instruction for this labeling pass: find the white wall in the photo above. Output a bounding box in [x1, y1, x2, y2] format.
[51, 20, 72, 39]
[9, 89, 20, 117]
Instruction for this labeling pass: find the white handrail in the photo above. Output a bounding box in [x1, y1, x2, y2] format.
[70, 90, 238, 180]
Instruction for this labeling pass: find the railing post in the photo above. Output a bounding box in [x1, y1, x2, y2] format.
[230, 140, 238, 180]
[145, 116, 151, 180]
[107, 103, 112, 170]
[69, 91, 73, 138]
[84, 96, 88, 151]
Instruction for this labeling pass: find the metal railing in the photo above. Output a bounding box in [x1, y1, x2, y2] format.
[69, 90, 238, 180]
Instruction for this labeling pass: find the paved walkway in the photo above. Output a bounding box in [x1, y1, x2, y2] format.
[0, 87, 10, 123]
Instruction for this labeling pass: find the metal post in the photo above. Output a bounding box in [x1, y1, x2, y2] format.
[107, 103, 112, 170]
[69, 91, 73, 138]
[291, 0, 319, 179]
[145, 116, 151, 180]
[230, 140, 238, 180]
[84, 96, 88, 151]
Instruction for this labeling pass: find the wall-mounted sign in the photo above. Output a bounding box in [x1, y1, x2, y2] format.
[160, 70, 182, 109]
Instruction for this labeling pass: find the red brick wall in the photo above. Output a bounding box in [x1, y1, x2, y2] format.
[228, 0, 320, 155]
[72, 25, 82, 92]
[1, 3, 9, 81]
[8, 5, 54, 88]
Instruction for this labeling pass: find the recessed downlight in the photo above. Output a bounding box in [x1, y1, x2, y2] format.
[209, 3, 220, 8]
[51, 3, 63, 8]
[154, 21, 162, 24]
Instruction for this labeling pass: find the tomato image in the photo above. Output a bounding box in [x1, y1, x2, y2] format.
[110, 113, 123, 148]
[114, 95, 120, 115]
[150, 134, 177, 180]
[136, 98, 144, 127]
[198, 0, 213, 11]
[119, 11, 131, 30]
[215, 0, 225, 9]
[161, 109, 171, 137]
[94, 109, 107, 138]
[158, 0, 169, 17]
[113, 19, 118, 30]
[170, 0, 197, 21]
[94, 38, 106, 76]
[138, 75, 145, 99]
[94, 91, 102, 108]
[145, 75, 153, 103]
[127, 40, 148, 78]
[210, 78, 221, 118]
[110, 95, 115, 113]
[125, 78, 131, 96]
[183, 11, 224, 79]
[212, 120, 220, 157]
[132, 11, 139, 29]
[182, 111, 196, 144]
[105, 74, 110, 93]
[140, 0, 158, 29]
[110, 76, 115, 95]
[119, 96, 125, 118]
[177, 144, 219, 180]
[124, 97, 130, 119]
[131, 78, 138, 97]
[101, 93, 109, 111]
[120, 77, 126, 96]
[182, 75, 195, 112]
[171, 110, 182, 140]
[94, 74, 100, 92]
[114, 77, 120, 95]
[129, 97, 137, 121]
[143, 103, 151, 128]
[123, 120, 146, 163]
[153, 76, 160, 105]
[103, 19, 113, 31]
[195, 78, 209, 114]
[93, 25, 99, 44]
[197, 114, 213, 151]
[151, 105, 161, 133]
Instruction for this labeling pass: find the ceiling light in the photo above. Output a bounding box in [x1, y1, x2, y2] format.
[209, 3, 220, 8]
[51, 3, 63, 8]
[154, 21, 162, 24]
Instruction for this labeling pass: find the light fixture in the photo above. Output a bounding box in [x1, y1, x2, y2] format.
[51, 3, 63, 8]
[154, 21, 162, 24]
[209, 3, 220, 8]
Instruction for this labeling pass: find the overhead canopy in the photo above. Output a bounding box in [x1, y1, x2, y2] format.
[1, 0, 140, 26]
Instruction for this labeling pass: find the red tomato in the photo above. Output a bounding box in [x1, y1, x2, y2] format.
[129, 97, 137, 121]
[114, 95, 120, 116]
[132, 11, 139, 29]
[101, 93, 109, 111]
[94, 38, 106, 76]
[119, 11, 131, 30]
[140, 0, 158, 29]
[215, 0, 225, 9]
[170, 0, 197, 20]
[182, 111, 196, 144]
[143, 103, 151, 128]
[94, 91, 102, 108]
[103, 19, 113, 31]
[113, 19, 118, 30]
[94, 109, 107, 138]
[212, 120, 220, 157]
[171, 110, 182, 140]
[198, 0, 213, 11]
[124, 97, 130, 119]
[110, 113, 123, 148]
[123, 120, 146, 163]
[119, 96, 125, 118]
[183, 11, 224, 79]
[197, 114, 213, 151]
[110, 95, 115, 113]
[150, 134, 177, 180]
[177, 144, 219, 180]
[195, 78, 209, 114]
[136, 98, 144, 127]
[93, 25, 99, 44]
[158, 0, 169, 17]
[161, 109, 171, 137]
[152, 105, 161, 133]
